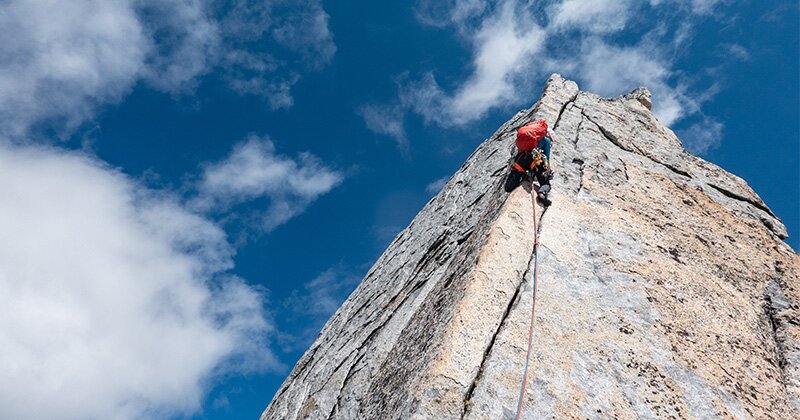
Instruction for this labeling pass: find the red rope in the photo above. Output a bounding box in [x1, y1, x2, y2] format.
[514, 190, 542, 419]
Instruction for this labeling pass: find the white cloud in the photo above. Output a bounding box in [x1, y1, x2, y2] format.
[0, 0, 147, 137]
[194, 135, 343, 231]
[0, 0, 336, 138]
[137, 0, 219, 92]
[399, 0, 546, 127]
[0, 142, 278, 420]
[447, 2, 545, 123]
[574, 38, 688, 125]
[425, 176, 450, 195]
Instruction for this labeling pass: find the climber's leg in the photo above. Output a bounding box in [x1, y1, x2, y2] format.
[504, 170, 525, 192]
[534, 170, 552, 206]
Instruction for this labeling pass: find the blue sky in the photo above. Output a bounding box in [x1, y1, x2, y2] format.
[0, 1, 796, 419]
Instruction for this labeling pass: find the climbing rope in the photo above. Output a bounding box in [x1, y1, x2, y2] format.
[514, 187, 543, 420]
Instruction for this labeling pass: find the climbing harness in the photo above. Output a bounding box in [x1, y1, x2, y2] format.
[511, 149, 548, 174]
[514, 184, 543, 420]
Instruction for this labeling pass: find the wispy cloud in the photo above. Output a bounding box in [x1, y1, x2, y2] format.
[548, 0, 635, 33]
[219, 0, 336, 109]
[0, 142, 278, 420]
[722, 43, 751, 61]
[691, 0, 724, 15]
[269, 1, 337, 66]
[373, 225, 406, 246]
[192, 135, 343, 232]
[0, 0, 336, 139]
[425, 176, 450, 195]
[414, 0, 488, 29]
[278, 265, 361, 351]
[358, 103, 408, 150]
[677, 116, 724, 154]
[394, 1, 546, 128]
[654, 0, 725, 15]
[137, 1, 219, 92]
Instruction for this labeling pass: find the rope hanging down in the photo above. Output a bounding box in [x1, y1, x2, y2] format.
[514, 188, 543, 420]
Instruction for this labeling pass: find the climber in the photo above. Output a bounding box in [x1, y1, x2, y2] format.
[504, 119, 554, 206]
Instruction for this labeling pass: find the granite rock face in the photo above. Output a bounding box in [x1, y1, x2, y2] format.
[261, 75, 800, 419]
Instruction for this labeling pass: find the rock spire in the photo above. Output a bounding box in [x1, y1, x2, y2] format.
[262, 74, 799, 419]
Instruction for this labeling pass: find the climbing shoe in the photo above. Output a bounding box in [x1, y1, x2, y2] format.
[537, 193, 552, 207]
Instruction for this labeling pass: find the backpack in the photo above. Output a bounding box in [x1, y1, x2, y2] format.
[515, 120, 548, 151]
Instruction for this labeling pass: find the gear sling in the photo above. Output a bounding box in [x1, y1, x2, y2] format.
[504, 148, 552, 193]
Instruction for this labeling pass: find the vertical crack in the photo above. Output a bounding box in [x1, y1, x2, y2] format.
[576, 163, 586, 196]
[619, 157, 629, 181]
[572, 111, 585, 147]
[570, 113, 587, 196]
[554, 92, 579, 130]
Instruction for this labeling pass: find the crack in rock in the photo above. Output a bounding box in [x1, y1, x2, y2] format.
[707, 183, 779, 219]
[461, 205, 549, 419]
[581, 110, 692, 179]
